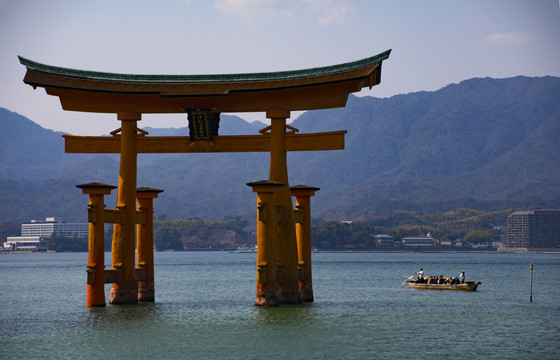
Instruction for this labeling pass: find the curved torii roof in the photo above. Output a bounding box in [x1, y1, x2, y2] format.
[19, 50, 390, 114]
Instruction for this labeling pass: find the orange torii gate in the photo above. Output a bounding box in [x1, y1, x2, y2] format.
[19, 50, 390, 307]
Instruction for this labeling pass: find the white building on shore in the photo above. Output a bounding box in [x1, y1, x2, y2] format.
[3, 236, 47, 252]
[401, 234, 435, 248]
[22, 217, 89, 237]
[3, 217, 108, 252]
[374, 234, 395, 247]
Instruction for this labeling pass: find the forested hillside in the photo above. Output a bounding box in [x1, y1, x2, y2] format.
[0, 76, 558, 223]
[287, 76, 560, 219]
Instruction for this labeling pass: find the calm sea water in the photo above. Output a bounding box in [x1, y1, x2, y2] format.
[1, 251, 559, 360]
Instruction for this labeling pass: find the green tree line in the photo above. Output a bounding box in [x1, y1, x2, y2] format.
[1, 208, 511, 252]
[153, 214, 251, 250]
[46, 230, 113, 252]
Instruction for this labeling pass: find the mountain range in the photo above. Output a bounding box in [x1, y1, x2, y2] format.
[1, 75, 559, 223]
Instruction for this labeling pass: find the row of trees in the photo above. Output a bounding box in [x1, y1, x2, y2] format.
[47, 231, 113, 252]
[47, 235, 88, 252]
[151, 208, 506, 251]
[372, 208, 507, 244]
[311, 221, 376, 249]
[1, 208, 507, 252]
[154, 215, 251, 250]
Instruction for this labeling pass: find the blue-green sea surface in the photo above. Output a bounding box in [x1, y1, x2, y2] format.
[1, 252, 558, 359]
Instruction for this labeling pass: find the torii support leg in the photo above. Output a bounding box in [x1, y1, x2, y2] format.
[267, 109, 301, 304]
[136, 187, 163, 302]
[110, 112, 140, 304]
[291, 185, 319, 302]
[247, 181, 284, 307]
[77, 182, 117, 307]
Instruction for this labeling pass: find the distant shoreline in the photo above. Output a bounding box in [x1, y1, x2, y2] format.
[2, 249, 559, 255]
[312, 250, 560, 254]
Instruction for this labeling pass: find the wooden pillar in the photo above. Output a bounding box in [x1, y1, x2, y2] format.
[110, 111, 140, 304]
[247, 180, 284, 307]
[77, 181, 117, 307]
[266, 109, 301, 304]
[136, 187, 163, 302]
[291, 184, 319, 302]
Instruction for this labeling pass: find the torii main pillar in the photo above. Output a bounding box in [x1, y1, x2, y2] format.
[110, 111, 140, 304]
[267, 109, 301, 304]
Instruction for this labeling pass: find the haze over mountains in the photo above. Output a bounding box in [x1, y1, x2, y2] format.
[1, 76, 559, 222]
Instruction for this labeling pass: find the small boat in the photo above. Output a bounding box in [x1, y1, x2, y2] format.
[406, 280, 481, 291]
[233, 246, 257, 253]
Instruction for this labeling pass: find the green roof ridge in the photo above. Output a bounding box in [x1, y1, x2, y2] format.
[18, 50, 391, 84]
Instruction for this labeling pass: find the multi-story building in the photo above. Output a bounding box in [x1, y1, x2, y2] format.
[3, 236, 47, 252]
[374, 234, 395, 247]
[3, 217, 109, 252]
[22, 217, 90, 237]
[401, 234, 435, 248]
[507, 209, 560, 248]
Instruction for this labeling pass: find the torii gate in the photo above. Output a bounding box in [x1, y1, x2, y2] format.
[19, 50, 390, 307]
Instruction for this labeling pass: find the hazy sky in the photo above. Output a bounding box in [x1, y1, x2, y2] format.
[1, 0, 559, 135]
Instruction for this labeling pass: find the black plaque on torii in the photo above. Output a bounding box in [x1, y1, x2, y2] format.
[186, 109, 220, 141]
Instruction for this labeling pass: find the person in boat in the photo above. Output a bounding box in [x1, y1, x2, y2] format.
[460, 270, 466, 284]
[416, 268, 424, 282]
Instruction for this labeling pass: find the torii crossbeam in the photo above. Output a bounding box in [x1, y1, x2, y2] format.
[20, 50, 390, 307]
